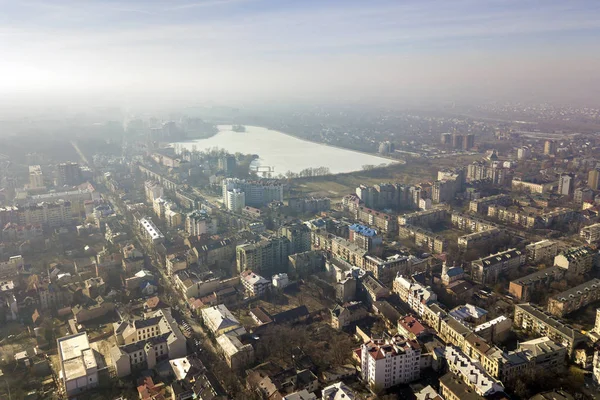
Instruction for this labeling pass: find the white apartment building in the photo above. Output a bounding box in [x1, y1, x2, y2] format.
[145, 180, 164, 203]
[185, 210, 218, 236]
[226, 188, 245, 213]
[581, 223, 600, 244]
[57, 332, 99, 397]
[241, 270, 272, 297]
[393, 275, 437, 316]
[360, 335, 421, 389]
[139, 218, 165, 244]
[110, 308, 186, 378]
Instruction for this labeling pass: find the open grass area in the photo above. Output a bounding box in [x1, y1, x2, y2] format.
[289, 156, 483, 201]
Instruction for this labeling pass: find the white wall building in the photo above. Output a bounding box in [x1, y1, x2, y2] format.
[241, 270, 272, 297]
[110, 308, 187, 378]
[57, 332, 99, 397]
[272, 273, 290, 289]
[360, 335, 421, 389]
[226, 188, 246, 213]
[201, 305, 243, 336]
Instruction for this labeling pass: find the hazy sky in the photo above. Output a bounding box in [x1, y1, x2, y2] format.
[1, 0, 600, 106]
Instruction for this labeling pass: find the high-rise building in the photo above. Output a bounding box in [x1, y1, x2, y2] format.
[589, 168, 600, 190]
[558, 173, 574, 196]
[279, 222, 312, 254]
[464, 134, 475, 150]
[56, 162, 82, 186]
[544, 140, 557, 155]
[29, 165, 44, 188]
[236, 236, 291, 275]
[451, 133, 464, 149]
[225, 188, 245, 213]
[517, 146, 530, 160]
[218, 155, 236, 174]
[222, 178, 283, 208]
[575, 187, 594, 204]
[441, 133, 452, 145]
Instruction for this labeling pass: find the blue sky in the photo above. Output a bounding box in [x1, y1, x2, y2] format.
[1, 0, 600, 105]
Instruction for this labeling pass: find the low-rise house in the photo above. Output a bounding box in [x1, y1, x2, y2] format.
[331, 302, 368, 330]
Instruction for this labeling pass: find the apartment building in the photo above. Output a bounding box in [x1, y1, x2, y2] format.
[241, 270, 271, 297]
[185, 210, 218, 236]
[145, 180, 164, 203]
[398, 208, 448, 227]
[110, 309, 187, 378]
[393, 275, 438, 317]
[443, 346, 504, 397]
[216, 334, 254, 370]
[363, 254, 412, 284]
[330, 301, 368, 330]
[355, 206, 397, 234]
[554, 246, 595, 276]
[547, 279, 600, 317]
[513, 303, 587, 355]
[581, 223, 600, 244]
[469, 194, 511, 214]
[16, 200, 72, 227]
[457, 228, 503, 251]
[360, 335, 421, 389]
[526, 240, 558, 263]
[470, 248, 526, 285]
[139, 217, 164, 244]
[222, 178, 283, 208]
[399, 225, 447, 254]
[450, 212, 496, 233]
[512, 179, 555, 194]
[509, 266, 565, 301]
[236, 237, 291, 275]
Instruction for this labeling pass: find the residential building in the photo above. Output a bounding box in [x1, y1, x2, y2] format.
[399, 225, 447, 254]
[554, 245, 595, 276]
[473, 316, 512, 344]
[222, 178, 283, 208]
[457, 228, 503, 251]
[29, 165, 44, 188]
[544, 140, 557, 155]
[363, 254, 412, 283]
[558, 173, 575, 196]
[526, 240, 558, 263]
[575, 187, 594, 204]
[288, 197, 331, 214]
[439, 317, 472, 349]
[0, 255, 24, 279]
[56, 162, 82, 186]
[185, 210, 217, 236]
[589, 168, 600, 190]
[512, 178, 554, 194]
[508, 266, 565, 301]
[57, 332, 100, 397]
[581, 223, 600, 244]
[470, 248, 526, 284]
[355, 206, 398, 234]
[547, 279, 600, 317]
[443, 346, 504, 396]
[236, 236, 291, 275]
[16, 200, 72, 227]
[280, 222, 312, 254]
[393, 275, 437, 317]
[398, 208, 448, 227]
[241, 270, 272, 297]
[449, 304, 488, 326]
[469, 194, 511, 214]
[330, 301, 368, 330]
[361, 274, 390, 303]
[139, 218, 164, 244]
[321, 382, 356, 400]
[284, 390, 317, 400]
[201, 305, 243, 336]
[145, 181, 164, 203]
[225, 188, 245, 213]
[348, 223, 382, 251]
[513, 303, 587, 355]
[517, 336, 567, 371]
[216, 333, 254, 370]
[272, 273, 289, 289]
[173, 270, 221, 301]
[359, 335, 421, 389]
[450, 212, 497, 232]
[593, 347, 600, 386]
[111, 309, 187, 378]
[397, 315, 428, 340]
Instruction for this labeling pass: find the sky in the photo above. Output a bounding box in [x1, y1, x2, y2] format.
[1, 0, 600, 107]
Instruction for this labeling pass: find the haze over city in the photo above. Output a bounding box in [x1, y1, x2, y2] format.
[1, 0, 600, 108]
[4, 2, 600, 400]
